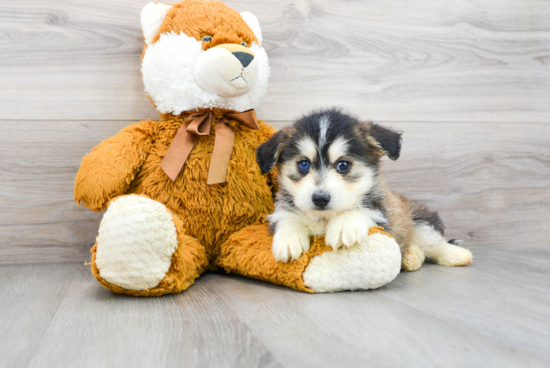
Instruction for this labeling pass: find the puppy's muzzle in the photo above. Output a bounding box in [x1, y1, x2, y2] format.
[312, 192, 331, 209]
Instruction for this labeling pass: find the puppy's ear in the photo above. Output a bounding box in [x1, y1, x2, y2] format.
[256, 129, 288, 174]
[367, 123, 402, 160]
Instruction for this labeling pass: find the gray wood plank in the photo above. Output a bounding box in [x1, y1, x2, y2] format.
[1, 120, 548, 264]
[0, 121, 126, 264]
[1, 244, 549, 368]
[205, 244, 550, 368]
[385, 121, 550, 248]
[379, 244, 550, 354]
[1, 0, 549, 122]
[0, 263, 282, 368]
[0, 263, 80, 368]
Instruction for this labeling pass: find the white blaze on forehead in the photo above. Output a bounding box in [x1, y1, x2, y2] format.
[328, 136, 349, 163]
[318, 115, 330, 148]
[297, 137, 317, 160]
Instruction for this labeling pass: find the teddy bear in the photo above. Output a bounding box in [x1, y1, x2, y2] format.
[74, 0, 402, 296]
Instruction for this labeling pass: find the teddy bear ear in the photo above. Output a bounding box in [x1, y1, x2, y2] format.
[240, 11, 262, 45]
[140, 2, 173, 45]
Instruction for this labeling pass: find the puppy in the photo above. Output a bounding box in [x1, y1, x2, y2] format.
[256, 108, 472, 271]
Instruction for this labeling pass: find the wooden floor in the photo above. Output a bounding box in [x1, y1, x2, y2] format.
[1, 243, 549, 368]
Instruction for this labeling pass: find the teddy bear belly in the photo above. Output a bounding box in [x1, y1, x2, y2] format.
[129, 147, 274, 261]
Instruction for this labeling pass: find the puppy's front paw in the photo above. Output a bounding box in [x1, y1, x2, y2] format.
[326, 214, 371, 250]
[272, 229, 310, 262]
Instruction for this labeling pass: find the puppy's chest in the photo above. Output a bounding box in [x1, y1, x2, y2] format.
[302, 217, 328, 236]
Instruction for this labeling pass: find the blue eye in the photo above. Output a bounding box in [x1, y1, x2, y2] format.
[201, 35, 213, 43]
[336, 160, 351, 174]
[241, 41, 248, 48]
[298, 160, 310, 172]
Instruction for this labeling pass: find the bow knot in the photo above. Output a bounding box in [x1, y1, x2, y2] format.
[160, 109, 260, 184]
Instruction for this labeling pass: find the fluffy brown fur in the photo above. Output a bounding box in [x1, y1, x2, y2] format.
[78, 110, 278, 294]
[76, 109, 276, 264]
[76, 0, 296, 296]
[153, 0, 258, 47]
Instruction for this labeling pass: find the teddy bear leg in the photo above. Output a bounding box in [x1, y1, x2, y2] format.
[90, 195, 208, 296]
[217, 224, 401, 293]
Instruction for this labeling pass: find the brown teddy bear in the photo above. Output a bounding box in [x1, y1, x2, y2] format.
[74, 0, 402, 296]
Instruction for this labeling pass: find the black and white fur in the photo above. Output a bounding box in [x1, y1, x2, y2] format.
[256, 108, 472, 270]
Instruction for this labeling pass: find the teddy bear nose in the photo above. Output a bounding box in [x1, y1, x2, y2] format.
[232, 52, 254, 68]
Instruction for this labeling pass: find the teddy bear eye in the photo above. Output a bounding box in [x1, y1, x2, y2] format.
[241, 41, 248, 48]
[201, 35, 213, 43]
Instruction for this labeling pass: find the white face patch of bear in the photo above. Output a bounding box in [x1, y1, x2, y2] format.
[141, 32, 270, 115]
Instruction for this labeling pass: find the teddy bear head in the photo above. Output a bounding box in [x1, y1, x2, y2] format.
[140, 0, 270, 115]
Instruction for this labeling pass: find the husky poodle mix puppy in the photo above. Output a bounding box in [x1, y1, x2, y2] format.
[256, 109, 472, 271]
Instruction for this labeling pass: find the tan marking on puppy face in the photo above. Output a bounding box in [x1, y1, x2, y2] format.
[327, 136, 350, 163]
[153, 0, 258, 48]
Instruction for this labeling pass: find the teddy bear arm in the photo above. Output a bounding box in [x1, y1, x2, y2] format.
[74, 123, 153, 212]
[218, 224, 402, 293]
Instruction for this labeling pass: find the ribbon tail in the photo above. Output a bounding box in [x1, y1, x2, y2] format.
[207, 121, 235, 185]
[161, 125, 199, 182]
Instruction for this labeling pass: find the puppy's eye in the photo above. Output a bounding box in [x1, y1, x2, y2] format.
[298, 160, 310, 173]
[336, 160, 351, 174]
[201, 35, 213, 43]
[241, 41, 248, 48]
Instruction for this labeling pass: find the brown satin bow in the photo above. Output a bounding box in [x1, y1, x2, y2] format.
[161, 109, 260, 184]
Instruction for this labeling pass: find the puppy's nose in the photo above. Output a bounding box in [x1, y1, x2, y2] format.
[312, 192, 331, 208]
[232, 52, 254, 68]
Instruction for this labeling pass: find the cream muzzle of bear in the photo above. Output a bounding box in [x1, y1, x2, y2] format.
[194, 43, 259, 98]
